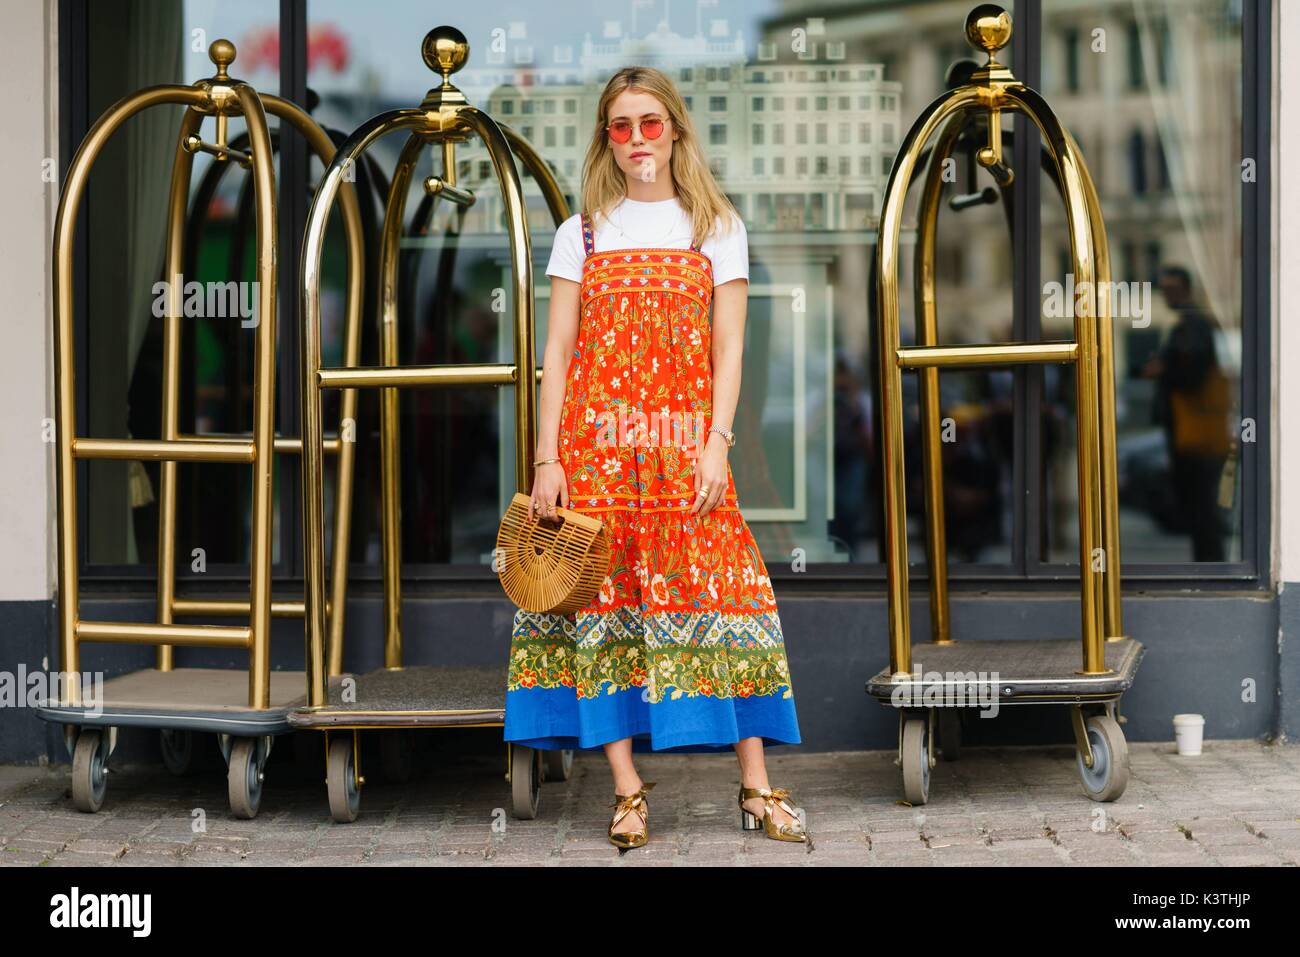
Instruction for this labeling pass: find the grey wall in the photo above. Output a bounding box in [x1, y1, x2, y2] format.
[0, 601, 53, 763]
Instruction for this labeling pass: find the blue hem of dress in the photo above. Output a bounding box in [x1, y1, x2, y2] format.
[503, 684, 801, 753]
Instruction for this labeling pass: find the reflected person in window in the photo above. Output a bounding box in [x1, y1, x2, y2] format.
[1144, 265, 1231, 562]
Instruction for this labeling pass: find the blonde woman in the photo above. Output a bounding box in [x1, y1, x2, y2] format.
[504, 66, 810, 852]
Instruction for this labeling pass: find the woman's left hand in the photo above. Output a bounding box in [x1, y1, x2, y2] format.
[690, 434, 730, 516]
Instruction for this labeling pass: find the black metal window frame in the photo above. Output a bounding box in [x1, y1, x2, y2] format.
[62, 0, 1272, 594]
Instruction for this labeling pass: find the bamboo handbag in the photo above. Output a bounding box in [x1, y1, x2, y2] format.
[496, 492, 611, 614]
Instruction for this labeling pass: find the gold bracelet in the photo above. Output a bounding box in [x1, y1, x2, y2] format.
[534, 457, 561, 467]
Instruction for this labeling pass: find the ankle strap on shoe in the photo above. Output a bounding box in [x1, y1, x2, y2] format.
[609, 781, 655, 827]
[739, 785, 797, 817]
[612, 781, 656, 803]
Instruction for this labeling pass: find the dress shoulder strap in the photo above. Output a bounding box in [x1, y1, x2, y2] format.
[580, 213, 595, 257]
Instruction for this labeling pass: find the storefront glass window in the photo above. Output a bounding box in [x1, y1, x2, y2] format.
[71, 0, 1262, 581]
[306, 0, 1018, 568]
[81, 0, 281, 569]
[1039, 0, 1245, 565]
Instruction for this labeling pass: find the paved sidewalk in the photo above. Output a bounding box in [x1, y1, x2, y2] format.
[1, 738, 1297, 866]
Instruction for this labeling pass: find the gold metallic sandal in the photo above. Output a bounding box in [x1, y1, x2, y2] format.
[738, 785, 814, 848]
[607, 781, 656, 850]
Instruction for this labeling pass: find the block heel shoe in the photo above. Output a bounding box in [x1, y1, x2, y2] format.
[738, 785, 814, 848]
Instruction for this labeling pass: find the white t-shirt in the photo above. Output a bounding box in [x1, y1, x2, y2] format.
[545, 196, 749, 287]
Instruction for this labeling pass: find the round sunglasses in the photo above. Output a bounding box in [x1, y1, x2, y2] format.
[606, 117, 666, 144]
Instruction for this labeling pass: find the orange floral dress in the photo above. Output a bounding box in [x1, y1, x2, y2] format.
[503, 213, 801, 752]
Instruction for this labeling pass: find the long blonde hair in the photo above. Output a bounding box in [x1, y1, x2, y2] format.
[580, 66, 737, 247]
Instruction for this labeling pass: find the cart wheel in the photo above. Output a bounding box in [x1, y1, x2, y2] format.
[1076, 713, 1129, 802]
[228, 737, 264, 819]
[160, 728, 193, 776]
[510, 745, 540, 820]
[938, 709, 961, 762]
[542, 748, 573, 783]
[327, 735, 361, 823]
[71, 729, 109, 813]
[380, 731, 417, 784]
[901, 716, 931, 805]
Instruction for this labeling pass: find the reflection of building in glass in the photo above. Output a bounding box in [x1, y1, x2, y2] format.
[452, 16, 901, 233]
[1037, 4, 1241, 338]
[1038, 1, 1243, 564]
[332, 0, 1244, 568]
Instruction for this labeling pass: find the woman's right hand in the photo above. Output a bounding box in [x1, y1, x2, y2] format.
[530, 462, 569, 522]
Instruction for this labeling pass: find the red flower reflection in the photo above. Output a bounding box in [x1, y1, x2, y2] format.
[238, 23, 350, 74]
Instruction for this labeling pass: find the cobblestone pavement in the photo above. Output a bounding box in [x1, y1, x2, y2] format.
[1, 737, 1297, 866]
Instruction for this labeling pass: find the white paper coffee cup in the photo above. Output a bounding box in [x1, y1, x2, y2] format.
[1173, 713, 1205, 756]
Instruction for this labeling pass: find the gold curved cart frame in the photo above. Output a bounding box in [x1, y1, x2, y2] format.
[299, 30, 567, 702]
[296, 27, 573, 819]
[50, 43, 364, 715]
[876, 10, 1126, 682]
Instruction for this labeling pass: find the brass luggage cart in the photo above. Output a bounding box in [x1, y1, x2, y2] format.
[866, 6, 1144, 805]
[40, 40, 365, 818]
[291, 26, 573, 823]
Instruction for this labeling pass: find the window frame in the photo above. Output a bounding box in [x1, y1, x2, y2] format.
[62, 0, 1272, 592]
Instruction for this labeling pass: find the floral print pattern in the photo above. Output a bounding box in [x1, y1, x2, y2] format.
[505, 217, 798, 743]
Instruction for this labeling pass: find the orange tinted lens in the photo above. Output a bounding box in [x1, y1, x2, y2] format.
[641, 118, 665, 139]
[608, 121, 633, 143]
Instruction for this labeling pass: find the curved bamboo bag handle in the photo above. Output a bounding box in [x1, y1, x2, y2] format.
[497, 492, 611, 614]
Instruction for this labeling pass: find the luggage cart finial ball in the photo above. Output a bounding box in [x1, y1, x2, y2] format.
[865, 5, 1144, 806]
[422, 25, 469, 79]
